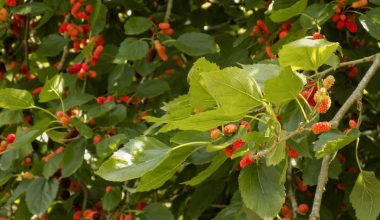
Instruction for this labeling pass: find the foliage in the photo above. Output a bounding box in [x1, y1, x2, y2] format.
[0, 0, 380, 220]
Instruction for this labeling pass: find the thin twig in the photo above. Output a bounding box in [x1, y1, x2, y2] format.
[164, 0, 174, 22]
[24, 15, 30, 69]
[309, 53, 380, 220]
[210, 204, 228, 208]
[313, 53, 378, 79]
[287, 165, 298, 219]
[251, 127, 305, 161]
[57, 14, 71, 73]
[81, 184, 89, 210]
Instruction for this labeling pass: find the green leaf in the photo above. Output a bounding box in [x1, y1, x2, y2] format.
[6, 180, 32, 205]
[0, 88, 34, 109]
[43, 0, 70, 15]
[43, 153, 63, 178]
[239, 164, 285, 219]
[14, 198, 33, 220]
[39, 75, 64, 103]
[0, 150, 17, 171]
[0, 110, 23, 127]
[25, 178, 59, 214]
[71, 118, 93, 138]
[171, 130, 209, 144]
[36, 34, 69, 57]
[96, 136, 170, 181]
[137, 146, 200, 192]
[46, 130, 68, 144]
[107, 64, 134, 95]
[214, 192, 257, 220]
[264, 67, 304, 104]
[163, 109, 244, 131]
[359, 7, 380, 41]
[63, 94, 94, 110]
[188, 58, 219, 110]
[61, 138, 86, 178]
[114, 38, 149, 62]
[300, 3, 336, 29]
[324, 53, 340, 68]
[328, 157, 342, 180]
[124, 16, 153, 35]
[183, 152, 227, 186]
[102, 187, 122, 211]
[90, 2, 107, 35]
[350, 171, 380, 220]
[175, 32, 217, 56]
[241, 63, 281, 89]
[266, 140, 286, 166]
[302, 158, 341, 185]
[12, 129, 44, 158]
[143, 203, 175, 220]
[287, 133, 313, 158]
[302, 158, 321, 185]
[161, 95, 193, 120]
[95, 104, 126, 127]
[87, 102, 116, 119]
[136, 80, 170, 97]
[314, 129, 360, 159]
[12, 2, 51, 15]
[270, 0, 307, 23]
[200, 67, 262, 113]
[185, 179, 226, 219]
[281, 101, 307, 131]
[278, 38, 339, 71]
[96, 134, 128, 159]
[134, 59, 156, 76]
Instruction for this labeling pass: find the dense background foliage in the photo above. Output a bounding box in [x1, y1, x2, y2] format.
[0, 0, 380, 219]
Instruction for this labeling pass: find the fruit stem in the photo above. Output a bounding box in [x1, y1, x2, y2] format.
[355, 138, 363, 172]
[32, 105, 58, 119]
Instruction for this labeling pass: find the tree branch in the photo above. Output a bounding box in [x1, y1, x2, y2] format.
[309, 53, 380, 220]
[313, 53, 378, 79]
[24, 15, 30, 69]
[57, 14, 71, 73]
[251, 127, 305, 161]
[164, 0, 174, 22]
[287, 165, 298, 219]
[81, 184, 89, 210]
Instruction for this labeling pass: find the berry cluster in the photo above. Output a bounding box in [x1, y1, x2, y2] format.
[224, 139, 246, 157]
[96, 95, 139, 105]
[278, 22, 291, 40]
[67, 63, 97, 80]
[70, 0, 93, 20]
[311, 121, 332, 135]
[158, 22, 174, 36]
[331, 0, 358, 33]
[240, 151, 254, 168]
[57, 111, 72, 127]
[287, 144, 299, 159]
[154, 40, 168, 61]
[0, 134, 16, 153]
[300, 75, 335, 115]
[281, 205, 292, 219]
[249, 19, 271, 43]
[300, 81, 318, 106]
[295, 176, 308, 192]
[210, 121, 256, 168]
[58, 0, 105, 76]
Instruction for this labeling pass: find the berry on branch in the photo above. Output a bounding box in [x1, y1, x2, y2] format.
[311, 122, 332, 134]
